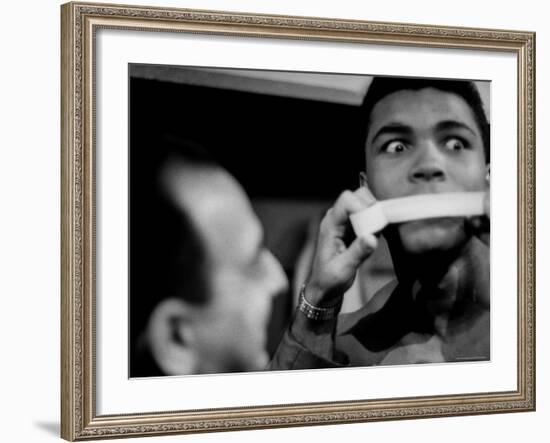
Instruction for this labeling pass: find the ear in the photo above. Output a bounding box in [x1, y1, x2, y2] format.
[485, 163, 491, 184]
[147, 298, 198, 375]
[359, 171, 368, 188]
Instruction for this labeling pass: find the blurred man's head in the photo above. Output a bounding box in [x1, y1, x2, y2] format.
[360, 77, 490, 256]
[131, 140, 288, 376]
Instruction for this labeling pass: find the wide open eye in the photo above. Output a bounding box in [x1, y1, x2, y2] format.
[443, 137, 469, 151]
[381, 140, 409, 154]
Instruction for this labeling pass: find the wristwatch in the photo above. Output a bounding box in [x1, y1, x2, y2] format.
[298, 283, 342, 321]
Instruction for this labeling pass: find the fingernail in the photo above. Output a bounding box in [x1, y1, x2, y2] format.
[362, 233, 378, 250]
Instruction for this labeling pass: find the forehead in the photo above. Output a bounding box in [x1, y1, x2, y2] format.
[164, 164, 262, 265]
[198, 202, 262, 266]
[367, 88, 480, 138]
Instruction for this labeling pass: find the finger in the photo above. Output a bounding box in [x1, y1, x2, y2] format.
[355, 186, 377, 207]
[337, 233, 378, 270]
[330, 190, 370, 226]
[357, 172, 377, 205]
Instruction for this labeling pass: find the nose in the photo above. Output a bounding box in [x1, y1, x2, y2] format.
[264, 250, 289, 298]
[409, 142, 446, 183]
[411, 165, 445, 182]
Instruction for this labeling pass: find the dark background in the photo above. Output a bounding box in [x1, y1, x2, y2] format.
[129, 73, 367, 355]
[129, 77, 365, 199]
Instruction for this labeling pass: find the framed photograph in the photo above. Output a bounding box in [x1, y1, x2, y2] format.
[61, 1, 535, 440]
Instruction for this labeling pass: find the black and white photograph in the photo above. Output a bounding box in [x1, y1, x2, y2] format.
[129, 65, 492, 377]
[57, 3, 536, 441]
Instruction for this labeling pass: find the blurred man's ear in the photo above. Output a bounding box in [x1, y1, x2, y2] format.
[486, 164, 490, 183]
[147, 298, 198, 375]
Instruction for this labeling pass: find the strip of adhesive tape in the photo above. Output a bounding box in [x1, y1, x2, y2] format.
[350, 192, 486, 237]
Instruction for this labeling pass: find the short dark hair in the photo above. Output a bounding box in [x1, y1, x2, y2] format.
[359, 77, 490, 162]
[130, 136, 215, 376]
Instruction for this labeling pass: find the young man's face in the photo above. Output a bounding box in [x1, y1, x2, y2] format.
[365, 87, 489, 254]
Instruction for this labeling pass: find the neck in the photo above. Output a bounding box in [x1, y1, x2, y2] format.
[387, 230, 467, 285]
[387, 233, 489, 336]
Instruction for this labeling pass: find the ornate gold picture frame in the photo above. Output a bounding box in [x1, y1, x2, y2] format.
[61, 1, 535, 440]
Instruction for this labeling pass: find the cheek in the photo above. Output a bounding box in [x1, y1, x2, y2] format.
[367, 161, 405, 200]
[454, 162, 488, 191]
[222, 281, 272, 335]
[243, 289, 271, 330]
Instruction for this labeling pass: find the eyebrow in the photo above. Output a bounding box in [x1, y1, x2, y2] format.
[434, 120, 478, 136]
[370, 119, 478, 146]
[370, 122, 413, 145]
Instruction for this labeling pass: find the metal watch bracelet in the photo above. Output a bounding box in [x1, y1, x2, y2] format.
[298, 283, 342, 321]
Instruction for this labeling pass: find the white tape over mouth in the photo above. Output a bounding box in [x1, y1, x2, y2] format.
[350, 192, 486, 237]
